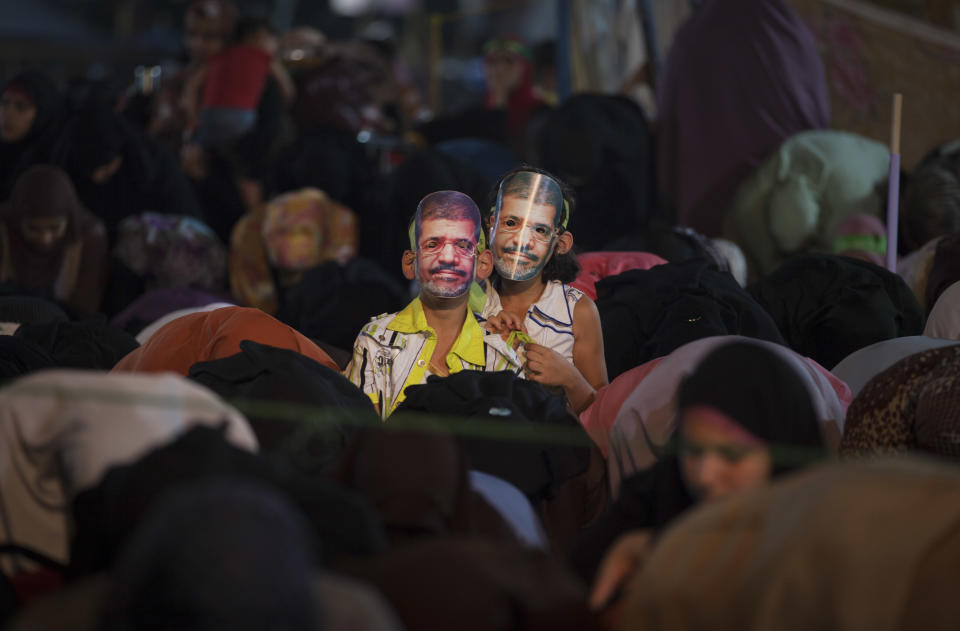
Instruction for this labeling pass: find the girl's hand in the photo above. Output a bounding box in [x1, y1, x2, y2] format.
[524, 342, 597, 413]
[484, 310, 527, 336]
[524, 343, 577, 388]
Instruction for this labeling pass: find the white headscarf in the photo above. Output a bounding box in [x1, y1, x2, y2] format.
[833, 336, 959, 397]
[0, 370, 256, 571]
[136, 302, 235, 344]
[924, 280, 960, 340]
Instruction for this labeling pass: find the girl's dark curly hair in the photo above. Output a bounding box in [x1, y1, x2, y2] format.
[484, 164, 580, 283]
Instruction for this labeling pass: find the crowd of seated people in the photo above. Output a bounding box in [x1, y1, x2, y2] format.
[2, 0, 960, 629]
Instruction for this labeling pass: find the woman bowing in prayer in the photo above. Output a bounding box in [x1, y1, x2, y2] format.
[0, 165, 108, 317]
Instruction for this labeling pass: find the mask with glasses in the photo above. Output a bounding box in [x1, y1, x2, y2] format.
[490, 171, 566, 282]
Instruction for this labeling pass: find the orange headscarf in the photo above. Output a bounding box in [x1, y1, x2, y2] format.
[112, 306, 337, 374]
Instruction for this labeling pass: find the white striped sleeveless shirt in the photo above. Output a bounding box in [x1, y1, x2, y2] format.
[480, 280, 583, 363]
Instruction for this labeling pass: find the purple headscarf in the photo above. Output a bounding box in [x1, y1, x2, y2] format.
[658, 0, 830, 236]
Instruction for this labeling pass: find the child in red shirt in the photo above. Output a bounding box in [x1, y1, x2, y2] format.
[184, 18, 293, 146]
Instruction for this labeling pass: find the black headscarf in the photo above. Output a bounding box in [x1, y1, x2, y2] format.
[277, 258, 408, 352]
[99, 478, 319, 631]
[537, 94, 658, 251]
[54, 103, 205, 234]
[0, 165, 101, 297]
[0, 70, 65, 201]
[370, 148, 491, 281]
[676, 341, 826, 471]
[749, 254, 925, 368]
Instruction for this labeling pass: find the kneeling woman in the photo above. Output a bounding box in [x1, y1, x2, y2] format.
[0, 165, 108, 317]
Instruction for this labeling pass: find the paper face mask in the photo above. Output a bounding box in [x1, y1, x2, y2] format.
[414, 191, 482, 299]
[489, 171, 565, 282]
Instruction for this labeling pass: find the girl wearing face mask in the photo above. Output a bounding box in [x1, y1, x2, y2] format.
[482, 167, 607, 413]
[0, 70, 65, 201]
[572, 341, 827, 616]
[0, 166, 108, 317]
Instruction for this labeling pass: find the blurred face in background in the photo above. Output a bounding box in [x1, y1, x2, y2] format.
[484, 52, 524, 96]
[20, 216, 68, 251]
[0, 89, 37, 143]
[678, 406, 773, 502]
[266, 223, 321, 271]
[184, 6, 228, 62]
[263, 201, 325, 272]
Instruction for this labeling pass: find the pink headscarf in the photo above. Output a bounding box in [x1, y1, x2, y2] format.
[583, 336, 851, 495]
[570, 251, 668, 300]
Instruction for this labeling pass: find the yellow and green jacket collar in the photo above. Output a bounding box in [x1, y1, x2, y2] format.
[387, 298, 487, 367]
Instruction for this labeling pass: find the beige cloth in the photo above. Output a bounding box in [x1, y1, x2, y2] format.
[0, 371, 256, 572]
[618, 458, 960, 631]
[897, 235, 941, 307]
[925, 280, 960, 340]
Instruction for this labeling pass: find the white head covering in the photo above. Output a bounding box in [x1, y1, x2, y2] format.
[709, 238, 748, 287]
[136, 302, 235, 344]
[833, 336, 960, 397]
[0, 370, 256, 571]
[606, 335, 850, 497]
[924, 280, 960, 340]
[468, 470, 548, 550]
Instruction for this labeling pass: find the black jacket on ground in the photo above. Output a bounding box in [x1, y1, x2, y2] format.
[188, 340, 379, 475]
[14, 316, 139, 370]
[749, 254, 925, 368]
[0, 335, 57, 379]
[595, 259, 785, 379]
[395, 371, 592, 502]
